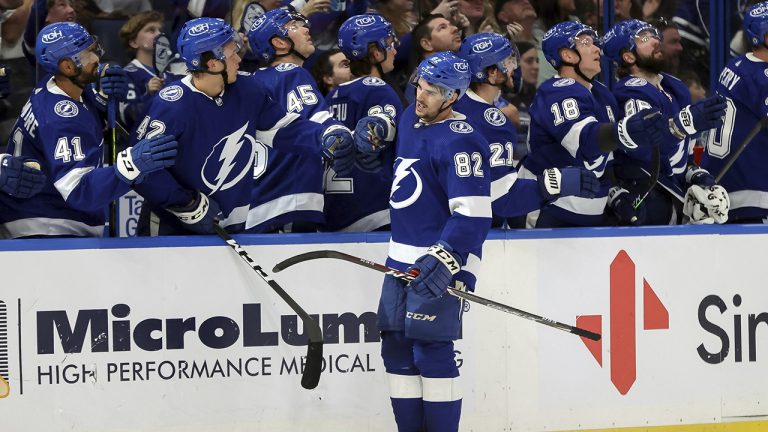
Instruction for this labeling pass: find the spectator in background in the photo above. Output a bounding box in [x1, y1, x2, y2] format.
[495, 0, 536, 42]
[614, 0, 641, 21]
[457, 0, 483, 35]
[406, 14, 461, 102]
[533, 0, 577, 84]
[508, 41, 537, 110]
[677, 70, 705, 102]
[22, 0, 77, 71]
[90, 0, 152, 17]
[649, 16, 682, 74]
[310, 48, 351, 95]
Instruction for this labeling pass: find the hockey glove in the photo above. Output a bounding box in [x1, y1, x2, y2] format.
[608, 186, 646, 225]
[115, 134, 178, 185]
[685, 165, 716, 187]
[321, 125, 355, 176]
[355, 152, 383, 173]
[538, 167, 600, 201]
[683, 184, 729, 224]
[0, 154, 46, 198]
[353, 113, 396, 154]
[167, 192, 223, 234]
[614, 109, 665, 153]
[0, 65, 10, 99]
[670, 94, 727, 138]
[407, 241, 463, 299]
[97, 64, 130, 101]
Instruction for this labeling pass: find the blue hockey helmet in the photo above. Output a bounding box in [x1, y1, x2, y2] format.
[603, 19, 661, 65]
[36, 22, 98, 74]
[412, 51, 471, 101]
[459, 32, 520, 83]
[177, 17, 241, 71]
[542, 21, 600, 69]
[248, 8, 309, 64]
[338, 14, 396, 61]
[745, 1, 768, 47]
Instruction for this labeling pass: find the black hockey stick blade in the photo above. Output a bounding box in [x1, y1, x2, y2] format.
[714, 116, 768, 183]
[153, 33, 175, 76]
[214, 225, 323, 389]
[273, 250, 601, 341]
[630, 143, 661, 223]
[241, 1, 265, 33]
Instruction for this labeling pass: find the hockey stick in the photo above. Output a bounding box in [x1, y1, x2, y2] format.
[97, 63, 118, 237]
[630, 144, 660, 223]
[213, 224, 323, 389]
[273, 250, 601, 341]
[714, 116, 768, 183]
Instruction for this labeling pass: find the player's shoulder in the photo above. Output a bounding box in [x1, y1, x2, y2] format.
[441, 115, 489, 154]
[539, 76, 590, 100]
[35, 79, 85, 120]
[361, 76, 387, 87]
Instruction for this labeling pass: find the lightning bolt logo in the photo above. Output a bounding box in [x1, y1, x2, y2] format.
[390, 157, 423, 209]
[202, 123, 256, 193]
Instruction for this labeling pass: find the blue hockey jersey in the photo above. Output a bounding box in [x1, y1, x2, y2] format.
[132, 73, 327, 234]
[122, 59, 185, 132]
[454, 90, 543, 218]
[613, 73, 692, 199]
[702, 54, 768, 221]
[387, 106, 492, 290]
[522, 77, 616, 226]
[0, 77, 130, 238]
[244, 63, 330, 233]
[325, 76, 403, 231]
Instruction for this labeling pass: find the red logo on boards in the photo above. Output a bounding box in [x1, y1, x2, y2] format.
[576, 250, 669, 395]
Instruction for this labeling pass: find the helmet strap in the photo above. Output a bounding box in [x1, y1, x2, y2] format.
[274, 38, 307, 64]
[562, 52, 593, 83]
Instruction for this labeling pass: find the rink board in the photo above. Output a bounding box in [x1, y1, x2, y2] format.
[0, 225, 767, 431]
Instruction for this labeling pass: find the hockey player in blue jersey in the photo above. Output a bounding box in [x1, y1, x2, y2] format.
[522, 21, 667, 227]
[324, 13, 402, 232]
[603, 19, 729, 225]
[457, 32, 600, 228]
[701, 1, 768, 223]
[132, 17, 356, 235]
[0, 22, 177, 238]
[243, 8, 330, 233]
[379, 52, 490, 432]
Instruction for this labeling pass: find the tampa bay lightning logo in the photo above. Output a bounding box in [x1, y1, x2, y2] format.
[159, 85, 183, 102]
[54, 100, 79, 117]
[201, 123, 257, 194]
[553, 78, 575, 87]
[449, 121, 473, 133]
[483, 107, 506, 126]
[276, 63, 298, 72]
[390, 158, 422, 209]
[362, 77, 385, 86]
[625, 77, 647, 87]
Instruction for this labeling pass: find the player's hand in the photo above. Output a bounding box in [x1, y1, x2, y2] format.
[506, 22, 524, 41]
[407, 242, 462, 299]
[674, 94, 727, 136]
[322, 125, 355, 176]
[354, 114, 396, 154]
[301, 0, 331, 15]
[614, 109, 665, 153]
[147, 76, 165, 95]
[608, 187, 646, 225]
[683, 184, 729, 224]
[431, 0, 458, 19]
[0, 155, 46, 198]
[97, 64, 130, 101]
[538, 167, 600, 201]
[167, 192, 223, 234]
[685, 165, 716, 187]
[115, 134, 178, 185]
[355, 152, 382, 173]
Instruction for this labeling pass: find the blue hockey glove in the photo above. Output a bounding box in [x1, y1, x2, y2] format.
[614, 109, 665, 153]
[671, 94, 727, 137]
[97, 64, 129, 101]
[608, 186, 646, 225]
[355, 152, 382, 173]
[0, 155, 46, 198]
[538, 167, 600, 201]
[167, 192, 222, 234]
[321, 125, 355, 176]
[115, 134, 178, 185]
[407, 242, 463, 299]
[0, 65, 10, 99]
[685, 165, 716, 187]
[353, 113, 396, 154]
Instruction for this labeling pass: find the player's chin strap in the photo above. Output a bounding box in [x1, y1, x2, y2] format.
[273, 39, 307, 63]
[561, 53, 593, 83]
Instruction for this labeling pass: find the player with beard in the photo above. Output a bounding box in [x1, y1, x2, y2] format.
[0, 22, 178, 238]
[521, 21, 666, 228]
[604, 19, 729, 225]
[456, 32, 599, 228]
